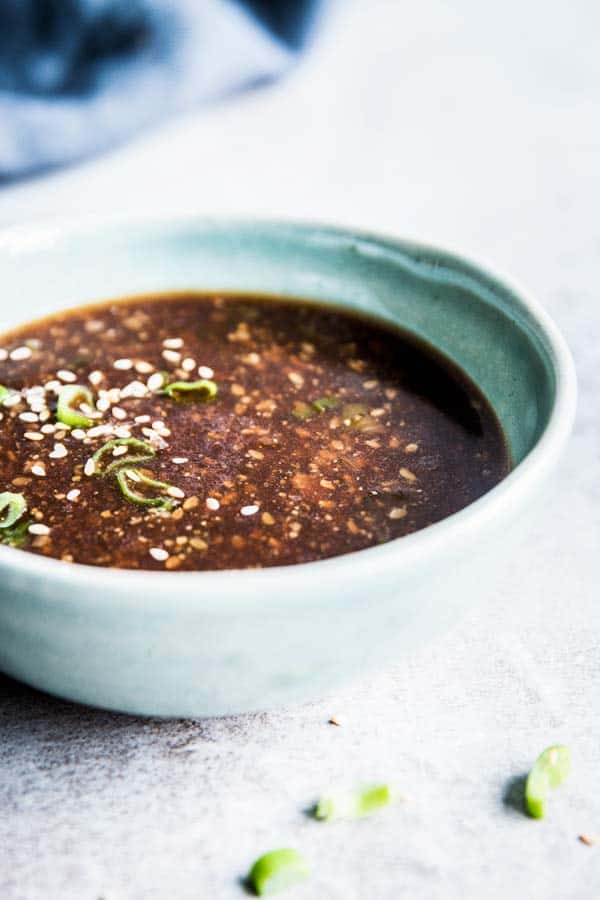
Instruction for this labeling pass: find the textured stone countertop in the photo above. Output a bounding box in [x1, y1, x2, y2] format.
[0, 1, 598, 897]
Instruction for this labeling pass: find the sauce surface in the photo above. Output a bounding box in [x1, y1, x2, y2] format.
[0, 294, 509, 570]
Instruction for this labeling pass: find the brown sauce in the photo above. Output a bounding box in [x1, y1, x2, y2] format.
[0, 293, 510, 570]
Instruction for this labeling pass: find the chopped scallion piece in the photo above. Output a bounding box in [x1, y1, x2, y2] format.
[315, 783, 394, 821]
[525, 745, 571, 819]
[56, 384, 96, 428]
[116, 468, 175, 509]
[0, 492, 27, 529]
[248, 849, 310, 896]
[163, 379, 217, 402]
[0, 516, 31, 547]
[91, 437, 156, 476]
[312, 396, 339, 413]
[0, 385, 9, 405]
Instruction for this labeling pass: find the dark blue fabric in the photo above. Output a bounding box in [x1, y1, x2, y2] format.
[0, 0, 322, 180]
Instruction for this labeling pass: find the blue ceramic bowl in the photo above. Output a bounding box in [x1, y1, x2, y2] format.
[0, 217, 576, 716]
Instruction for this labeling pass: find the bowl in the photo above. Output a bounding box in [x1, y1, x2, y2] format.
[0, 216, 576, 717]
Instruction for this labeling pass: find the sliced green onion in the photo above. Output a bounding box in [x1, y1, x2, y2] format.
[0, 516, 31, 548]
[292, 397, 339, 420]
[116, 468, 176, 509]
[91, 437, 156, 476]
[163, 379, 217, 402]
[0, 386, 9, 405]
[248, 849, 310, 896]
[56, 384, 96, 428]
[525, 745, 571, 819]
[315, 784, 394, 821]
[312, 396, 339, 413]
[0, 492, 27, 529]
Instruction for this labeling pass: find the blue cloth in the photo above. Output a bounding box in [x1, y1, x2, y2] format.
[0, 0, 321, 180]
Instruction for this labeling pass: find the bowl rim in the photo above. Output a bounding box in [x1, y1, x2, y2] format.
[0, 213, 577, 595]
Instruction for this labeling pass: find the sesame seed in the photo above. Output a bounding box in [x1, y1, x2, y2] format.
[149, 547, 169, 562]
[0, 349, 7, 360]
[3, 393, 21, 407]
[147, 373, 164, 392]
[113, 358, 133, 371]
[57, 369, 77, 383]
[162, 349, 181, 365]
[241, 504, 259, 516]
[163, 338, 183, 349]
[24, 431, 44, 441]
[87, 424, 112, 438]
[31, 464, 46, 477]
[112, 445, 128, 457]
[198, 366, 214, 379]
[125, 469, 141, 482]
[112, 406, 127, 420]
[135, 414, 151, 424]
[10, 346, 32, 361]
[120, 380, 147, 399]
[66, 489, 81, 502]
[113, 426, 132, 439]
[172, 457, 189, 464]
[89, 370, 103, 386]
[182, 357, 196, 372]
[71, 429, 87, 440]
[389, 506, 407, 519]
[106, 388, 121, 404]
[206, 497, 220, 511]
[287, 371, 304, 388]
[49, 443, 68, 459]
[96, 397, 110, 412]
[41, 424, 55, 434]
[28, 523, 50, 535]
[84, 459, 95, 476]
[19, 412, 38, 423]
[167, 486, 185, 499]
[405, 442, 419, 453]
[44, 380, 61, 394]
[134, 360, 154, 374]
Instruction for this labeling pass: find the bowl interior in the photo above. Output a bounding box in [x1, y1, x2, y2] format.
[0, 218, 556, 464]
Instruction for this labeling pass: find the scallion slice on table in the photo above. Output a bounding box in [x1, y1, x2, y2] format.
[315, 783, 394, 821]
[248, 849, 310, 896]
[116, 468, 176, 509]
[56, 384, 97, 428]
[0, 492, 27, 529]
[525, 745, 571, 819]
[91, 437, 156, 475]
[163, 379, 217, 402]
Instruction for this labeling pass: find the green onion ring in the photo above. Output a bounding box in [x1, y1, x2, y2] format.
[115, 468, 175, 509]
[248, 849, 310, 896]
[91, 437, 156, 476]
[0, 492, 27, 529]
[315, 783, 394, 821]
[525, 745, 571, 819]
[162, 379, 217, 402]
[56, 384, 97, 428]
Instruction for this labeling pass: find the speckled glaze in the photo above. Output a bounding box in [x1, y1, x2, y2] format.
[0, 217, 576, 717]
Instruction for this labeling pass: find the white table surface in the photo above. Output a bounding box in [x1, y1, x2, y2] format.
[0, 1, 598, 897]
